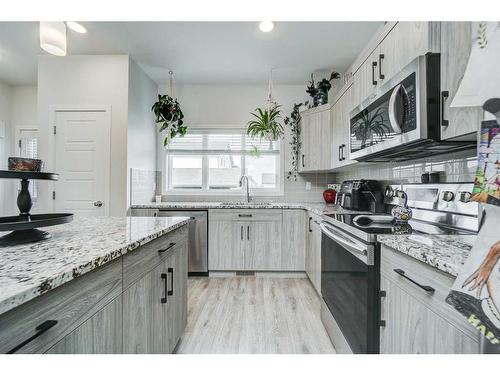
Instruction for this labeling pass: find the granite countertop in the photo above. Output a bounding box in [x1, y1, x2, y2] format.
[0, 216, 191, 315]
[378, 233, 474, 277]
[132, 201, 475, 277]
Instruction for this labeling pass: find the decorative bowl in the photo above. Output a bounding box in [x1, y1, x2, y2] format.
[8, 157, 44, 172]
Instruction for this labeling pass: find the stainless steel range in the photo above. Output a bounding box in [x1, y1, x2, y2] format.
[319, 182, 478, 354]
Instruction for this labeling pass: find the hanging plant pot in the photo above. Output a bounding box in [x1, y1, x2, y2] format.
[246, 104, 284, 141]
[152, 94, 186, 146]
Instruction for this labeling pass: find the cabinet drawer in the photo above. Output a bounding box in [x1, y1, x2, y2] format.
[0, 259, 122, 354]
[209, 209, 282, 222]
[381, 244, 480, 340]
[123, 226, 188, 289]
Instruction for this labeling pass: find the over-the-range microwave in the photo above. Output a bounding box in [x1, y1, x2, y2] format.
[349, 53, 476, 162]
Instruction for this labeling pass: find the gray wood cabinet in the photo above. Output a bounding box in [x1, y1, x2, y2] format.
[209, 219, 245, 270]
[123, 235, 188, 354]
[380, 244, 481, 354]
[281, 210, 306, 271]
[299, 104, 331, 172]
[305, 212, 322, 296]
[332, 84, 356, 169]
[440, 22, 482, 140]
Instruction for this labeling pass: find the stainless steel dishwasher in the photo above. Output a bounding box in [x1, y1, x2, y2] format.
[130, 208, 208, 275]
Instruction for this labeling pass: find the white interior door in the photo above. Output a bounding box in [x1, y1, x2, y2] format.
[53, 110, 110, 216]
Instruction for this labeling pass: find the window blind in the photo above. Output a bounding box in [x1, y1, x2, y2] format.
[166, 130, 280, 155]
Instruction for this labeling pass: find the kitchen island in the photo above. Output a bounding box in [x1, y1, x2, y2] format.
[0, 216, 191, 354]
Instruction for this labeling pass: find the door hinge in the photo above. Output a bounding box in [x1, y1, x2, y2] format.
[52, 191, 56, 200]
[53, 126, 57, 135]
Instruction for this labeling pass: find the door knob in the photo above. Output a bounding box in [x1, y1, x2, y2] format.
[93, 201, 103, 207]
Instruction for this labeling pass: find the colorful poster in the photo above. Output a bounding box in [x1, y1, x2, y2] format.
[447, 204, 500, 347]
[471, 120, 500, 206]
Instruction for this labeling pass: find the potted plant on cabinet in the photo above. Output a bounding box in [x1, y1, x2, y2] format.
[306, 71, 341, 107]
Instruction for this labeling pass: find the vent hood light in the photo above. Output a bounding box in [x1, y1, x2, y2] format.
[66, 21, 87, 34]
[259, 21, 274, 33]
[39, 22, 67, 56]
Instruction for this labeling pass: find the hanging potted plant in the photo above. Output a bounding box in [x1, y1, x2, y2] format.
[246, 69, 284, 142]
[284, 102, 308, 180]
[152, 71, 187, 146]
[306, 71, 341, 107]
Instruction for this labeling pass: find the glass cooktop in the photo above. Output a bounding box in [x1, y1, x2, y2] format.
[324, 213, 475, 236]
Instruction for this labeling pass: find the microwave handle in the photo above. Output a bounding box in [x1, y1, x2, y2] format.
[388, 84, 403, 134]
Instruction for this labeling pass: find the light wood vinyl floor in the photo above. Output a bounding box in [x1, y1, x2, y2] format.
[175, 276, 336, 354]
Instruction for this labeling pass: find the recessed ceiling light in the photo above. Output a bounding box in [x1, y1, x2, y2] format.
[66, 21, 87, 34]
[259, 21, 274, 33]
[39, 22, 67, 56]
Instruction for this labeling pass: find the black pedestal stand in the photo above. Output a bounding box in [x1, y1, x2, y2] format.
[0, 171, 73, 246]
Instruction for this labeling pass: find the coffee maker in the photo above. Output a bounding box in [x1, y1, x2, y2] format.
[335, 179, 385, 213]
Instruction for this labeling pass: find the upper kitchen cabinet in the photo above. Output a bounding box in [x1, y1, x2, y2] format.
[332, 84, 357, 169]
[299, 104, 332, 172]
[353, 22, 440, 106]
[440, 22, 483, 140]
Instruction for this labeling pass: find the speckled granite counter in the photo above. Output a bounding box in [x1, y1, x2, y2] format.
[132, 202, 475, 278]
[0, 216, 191, 315]
[378, 234, 474, 277]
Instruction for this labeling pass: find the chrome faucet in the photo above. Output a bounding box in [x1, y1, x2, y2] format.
[239, 175, 251, 203]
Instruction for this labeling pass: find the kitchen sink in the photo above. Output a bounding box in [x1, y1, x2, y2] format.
[220, 202, 272, 206]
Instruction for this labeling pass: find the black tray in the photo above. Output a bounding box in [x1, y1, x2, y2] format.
[0, 170, 58, 181]
[0, 213, 73, 231]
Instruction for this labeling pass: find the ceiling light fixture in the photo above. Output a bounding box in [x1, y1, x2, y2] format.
[39, 22, 67, 57]
[259, 21, 274, 33]
[66, 21, 87, 34]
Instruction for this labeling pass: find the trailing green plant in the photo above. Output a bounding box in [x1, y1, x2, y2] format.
[152, 94, 186, 146]
[246, 104, 284, 141]
[351, 108, 391, 148]
[283, 101, 308, 181]
[306, 71, 341, 107]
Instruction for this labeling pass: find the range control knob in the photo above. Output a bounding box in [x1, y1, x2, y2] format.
[385, 187, 394, 197]
[459, 191, 473, 203]
[441, 191, 455, 202]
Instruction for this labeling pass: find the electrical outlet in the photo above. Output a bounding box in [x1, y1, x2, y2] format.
[305, 181, 312, 190]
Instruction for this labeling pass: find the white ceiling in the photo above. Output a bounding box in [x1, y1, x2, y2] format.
[0, 21, 382, 86]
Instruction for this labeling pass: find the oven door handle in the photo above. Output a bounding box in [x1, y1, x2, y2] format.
[388, 84, 404, 134]
[320, 221, 370, 259]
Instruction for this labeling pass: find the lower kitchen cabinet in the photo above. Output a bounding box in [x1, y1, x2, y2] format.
[281, 210, 306, 271]
[123, 238, 188, 354]
[209, 219, 245, 270]
[306, 212, 322, 295]
[380, 244, 481, 354]
[46, 297, 123, 354]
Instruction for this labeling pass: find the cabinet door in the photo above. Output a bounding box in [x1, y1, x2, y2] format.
[122, 262, 170, 353]
[281, 210, 306, 271]
[352, 47, 380, 106]
[299, 111, 311, 172]
[306, 215, 322, 295]
[246, 219, 282, 270]
[167, 241, 188, 352]
[308, 112, 321, 170]
[378, 22, 435, 85]
[208, 219, 244, 270]
[380, 274, 433, 354]
[331, 100, 343, 170]
[440, 22, 482, 140]
[46, 297, 122, 354]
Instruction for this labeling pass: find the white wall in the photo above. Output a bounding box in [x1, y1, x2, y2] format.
[37, 55, 130, 216]
[127, 58, 158, 206]
[157, 83, 337, 202]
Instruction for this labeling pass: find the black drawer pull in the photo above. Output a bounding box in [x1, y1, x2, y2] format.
[7, 320, 58, 354]
[393, 269, 435, 294]
[168, 267, 174, 296]
[302, 154, 305, 168]
[158, 242, 176, 253]
[378, 54, 385, 80]
[238, 214, 252, 218]
[441, 91, 449, 127]
[308, 217, 312, 232]
[161, 273, 168, 303]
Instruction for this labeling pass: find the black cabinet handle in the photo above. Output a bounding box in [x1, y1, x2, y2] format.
[441, 91, 449, 127]
[393, 269, 435, 294]
[247, 225, 250, 240]
[168, 267, 174, 296]
[338, 146, 341, 162]
[378, 54, 385, 80]
[7, 320, 58, 354]
[342, 144, 346, 161]
[240, 225, 243, 240]
[308, 217, 312, 233]
[158, 242, 176, 253]
[301, 154, 305, 168]
[371, 61, 378, 86]
[161, 273, 168, 303]
[238, 214, 252, 218]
